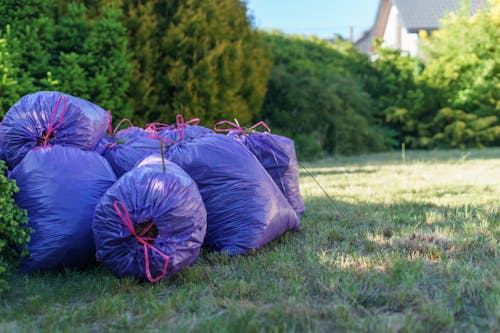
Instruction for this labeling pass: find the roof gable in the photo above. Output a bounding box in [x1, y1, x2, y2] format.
[393, 0, 486, 33]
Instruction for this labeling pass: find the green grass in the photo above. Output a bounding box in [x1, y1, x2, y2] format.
[1, 148, 499, 333]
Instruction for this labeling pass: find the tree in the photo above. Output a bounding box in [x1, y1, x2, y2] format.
[80, 6, 132, 118]
[420, 0, 500, 147]
[120, 0, 271, 125]
[368, 41, 436, 148]
[0, 0, 56, 89]
[261, 32, 385, 157]
[121, 0, 159, 122]
[51, 3, 132, 119]
[0, 1, 131, 119]
[0, 29, 34, 117]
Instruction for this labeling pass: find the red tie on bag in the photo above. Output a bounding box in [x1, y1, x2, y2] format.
[113, 201, 170, 283]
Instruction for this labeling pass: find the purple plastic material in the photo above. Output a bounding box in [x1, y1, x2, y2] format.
[158, 125, 214, 142]
[167, 135, 300, 255]
[9, 146, 117, 273]
[95, 127, 158, 156]
[101, 136, 161, 177]
[115, 126, 156, 140]
[228, 131, 305, 217]
[0, 91, 110, 168]
[95, 134, 113, 155]
[93, 156, 207, 281]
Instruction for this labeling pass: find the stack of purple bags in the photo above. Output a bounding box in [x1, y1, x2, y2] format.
[0, 91, 304, 283]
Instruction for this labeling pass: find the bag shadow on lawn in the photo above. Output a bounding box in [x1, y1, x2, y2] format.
[1, 196, 496, 332]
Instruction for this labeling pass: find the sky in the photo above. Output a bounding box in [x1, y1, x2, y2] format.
[245, 0, 380, 40]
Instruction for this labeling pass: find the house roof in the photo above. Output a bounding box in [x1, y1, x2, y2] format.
[354, 0, 487, 53]
[393, 0, 486, 33]
[354, 29, 373, 54]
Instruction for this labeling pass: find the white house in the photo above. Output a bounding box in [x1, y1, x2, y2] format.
[356, 0, 486, 57]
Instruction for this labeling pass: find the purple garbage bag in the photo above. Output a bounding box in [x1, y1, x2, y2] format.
[95, 119, 158, 156]
[93, 156, 207, 282]
[101, 136, 161, 178]
[158, 115, 213, 143]
[111, 118, 156, 141]
[0, 91, 110, 168]
[9, 146, 117, 273]
[166, 135, 300, 255]
[216, 121, 305, 217]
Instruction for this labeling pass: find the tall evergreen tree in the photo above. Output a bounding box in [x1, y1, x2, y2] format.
[51, 3, 91, 101]
[0, 32, 27, 116]
[81, 6, 132, 117]
[0, 0, 56, 91]
[121, 0, 159, 121]
[52, 2, 132, 118]
[121, 0, 271, 125]
[0, 1, 131, 119]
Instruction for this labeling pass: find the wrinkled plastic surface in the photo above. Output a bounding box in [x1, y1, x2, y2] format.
[158, 125, 214, 142]
[93, 156, 207, 281]
[9, 146, 117, 273]
[0, 91, 110, 168]
[102, 136, 161, 177]
[167, 135, 300, 255]
[229, 132, 305, 217]
[95, 134, 113, 155]
[115, 126, 157, 140]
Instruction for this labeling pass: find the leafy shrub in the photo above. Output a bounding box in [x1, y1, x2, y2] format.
[0, 1, 132, 120]
[294, 134, 322, 161]
[261, 33, 386, 156]
[0, 28, 37, 118]
[120, 0, 271, 125]
[418, 0, 500, 148]
[421, 0, 499, 116]
[427, 108, 500, 148]
[0, 160, 30, 293]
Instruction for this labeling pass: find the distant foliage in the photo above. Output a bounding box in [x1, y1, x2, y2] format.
[1, 0, 498, 155]
[0, 161, 29, 293]
[261, 33, 385, 157]
[52, 4, 132, 119]
[367, 42, 437, 148]
[419, 0, 500, 148]
[0, 33, 30, 117]
[120, 0, 271, 125]
[0, 1, 132, 119]
[360, 0, 500, 150]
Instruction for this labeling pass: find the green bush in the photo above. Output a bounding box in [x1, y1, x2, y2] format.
[368, 42, 432, 148]
[0, 28, 37, 117]
[426, 108, 500, 148]
[0, 36, 19, 116]
[120, 0, 271, 125]
[52, 4, 132, 119]
[261, 33, 386, 155]
[0, 1, 132, 120]
[0, 160, 30, 293]
[418, 0, 500, 148]
[294, 134, 323, 161]
[421, 0, 499, 116]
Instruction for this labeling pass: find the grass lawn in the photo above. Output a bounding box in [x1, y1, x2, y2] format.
[1, 148, 499, 332]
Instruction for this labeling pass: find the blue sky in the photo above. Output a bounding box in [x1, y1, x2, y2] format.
[245, 0, 380, 40]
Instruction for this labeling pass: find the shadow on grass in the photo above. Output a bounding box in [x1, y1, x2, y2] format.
[298, 197, 498, 330]
[1, 196, 497, 332]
